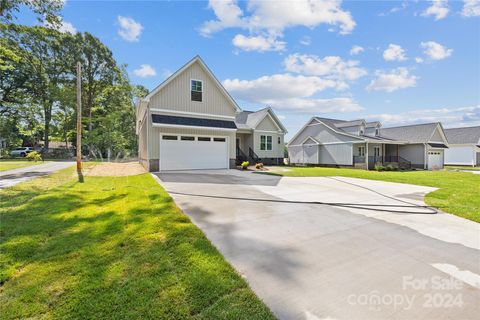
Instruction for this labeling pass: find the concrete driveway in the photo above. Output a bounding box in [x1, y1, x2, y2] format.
[0, 161, 75, 189]
[155, 170, 480, 320]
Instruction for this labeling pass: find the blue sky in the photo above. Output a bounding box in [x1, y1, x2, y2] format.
[19, 0, 480, 139]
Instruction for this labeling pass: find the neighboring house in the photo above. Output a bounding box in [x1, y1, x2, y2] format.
[288, 117, 449, 170]
[136, 56, 286, 172]
[444, 126, 480, 167]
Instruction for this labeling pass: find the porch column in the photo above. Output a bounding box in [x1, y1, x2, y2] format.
[366, 142, 369, 170]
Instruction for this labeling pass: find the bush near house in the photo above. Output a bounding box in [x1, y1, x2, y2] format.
[25, 151, 42, 162]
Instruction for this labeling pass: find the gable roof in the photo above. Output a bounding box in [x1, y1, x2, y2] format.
[444, 126, 480, 145]
[334, 119, 366, 128]
[143, 55, 241, 113]
[379, 123, 443, 143]
[235, 107, 287, 132]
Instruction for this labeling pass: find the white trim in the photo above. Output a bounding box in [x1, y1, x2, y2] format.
[152, 123, 237, 132]
[286, 117, 320, 146]
[150, 108, 235, 120]
[255, 129, 283, 134]
[301, 136, 320, 145]
[428, 123, 449, 145]
[144, 56, 241, 113]
[289, 140, 358, 147]
[190, 78, 203, 92]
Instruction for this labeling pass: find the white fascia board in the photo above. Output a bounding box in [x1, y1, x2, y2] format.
[286, 117, 319, 147]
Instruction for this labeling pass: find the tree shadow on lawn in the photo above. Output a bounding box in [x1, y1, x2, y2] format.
[0, 175, 274, 320]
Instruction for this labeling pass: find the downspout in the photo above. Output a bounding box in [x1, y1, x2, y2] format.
[423, 143, 428, 170]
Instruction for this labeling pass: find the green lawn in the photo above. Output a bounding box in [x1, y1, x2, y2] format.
[267, 166, 480, 223]
[445, 165, 480, 171]
[0, 160, 47, 171]
[0, 167, 274, 319]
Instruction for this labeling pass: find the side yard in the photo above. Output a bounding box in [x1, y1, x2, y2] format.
[268, 166, 480, 223]
[0, 166, 274, 319]
[0, 160, 47, 171]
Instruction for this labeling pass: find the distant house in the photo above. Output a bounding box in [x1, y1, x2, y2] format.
[444, 126, 480, 167]
[288, 117, 449, 170]
[136, 56, 287, 172]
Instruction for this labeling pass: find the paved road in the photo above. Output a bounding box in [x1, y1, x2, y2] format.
[155, 170, 480, 320]
[0, 161, 75, 189]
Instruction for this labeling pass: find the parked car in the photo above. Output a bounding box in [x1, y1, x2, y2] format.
[10, 147, 34, 157]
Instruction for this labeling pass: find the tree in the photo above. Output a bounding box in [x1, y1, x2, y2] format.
[0, 0, 63, 26]
[0, 24, 73, 152]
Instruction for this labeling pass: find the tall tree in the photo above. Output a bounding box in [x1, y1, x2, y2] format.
[0, 0, 63, 26]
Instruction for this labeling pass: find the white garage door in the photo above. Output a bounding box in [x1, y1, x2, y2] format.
[427, 150, 443, 170]
[160, 135, 228, 171]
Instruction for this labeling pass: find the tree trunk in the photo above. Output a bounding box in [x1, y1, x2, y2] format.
[43, 104, 51, 155]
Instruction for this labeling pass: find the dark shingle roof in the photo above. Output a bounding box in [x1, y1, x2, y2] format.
[152, 114, 236, 129]
[379, 123, 439, 143]
[444, 126, 480, 145]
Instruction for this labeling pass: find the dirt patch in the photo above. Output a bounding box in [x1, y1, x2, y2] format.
[85, 162, 146, 176]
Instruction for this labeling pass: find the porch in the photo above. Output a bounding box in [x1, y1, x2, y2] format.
[353, 143, 411, 170]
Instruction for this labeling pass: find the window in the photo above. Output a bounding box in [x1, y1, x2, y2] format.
[375, 128, 379, 136]
[359, 129, 364, 135]
[278, 136, 281, 144]
[358, 146, 365, 156]
[198, 137, 210, 141]
[213, 137, 226, 142]
[162, 135, 177, 140]
[260, 135, 272, 150]
[374, 146, 380, 157]
[191, 80, 202, 102]
[181, 136, 194, 141]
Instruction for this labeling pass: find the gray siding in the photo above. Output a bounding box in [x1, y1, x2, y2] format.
[430, 127, 444, 142]
[289, 122, 361, 146]
[288, 145, 318, 164]
[149, 61, 237, 117]
[319, 144, 353, 165]
[399, 144, 425, 167]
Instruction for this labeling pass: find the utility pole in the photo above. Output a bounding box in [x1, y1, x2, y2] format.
[76, 61, 84, 182]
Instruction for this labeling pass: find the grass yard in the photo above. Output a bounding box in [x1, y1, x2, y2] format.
[0, 167, 274, 319]
[0, 160, 46, 171]
[445, 165, 480, 171]
[267, 166, 480, 223]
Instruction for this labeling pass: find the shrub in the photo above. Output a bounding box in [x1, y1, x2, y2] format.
[255, 162, 264, 169]
[26, 151, 42, 162]
[241, 161, 249, 170]
[374, 164, 385, 171]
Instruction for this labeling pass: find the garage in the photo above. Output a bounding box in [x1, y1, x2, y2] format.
[159, 135, 228, 171]
[427, 150, 443, 170]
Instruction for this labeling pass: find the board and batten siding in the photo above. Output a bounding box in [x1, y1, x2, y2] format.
[444, 145, 477, 166]
[148, 61, 237, 117]
[398, 144, 425, 168]
[319, 143, 353, 165]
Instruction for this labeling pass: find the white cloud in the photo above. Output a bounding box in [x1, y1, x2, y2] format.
[415, 57, 424, 63]
[262, 97, 362, 113]
[462, 0, 480, 16]
[299, 36, 312, 46]
[421, 41, 453, 60]
[422, 0, 449, 20]
[283, 54, 367, 90]
[200, 0, 355, 52]
[133, 64, 156, 78]
[350, 45, 364, 55]
[366, 68, 418, 92]
[232, 34, 285, 52]
[383, 44, 407, 61]
[366, 105, 480, 127]
[44, 18, 76, 34]
[379, 1, 409, 16]
[222, 73, 362, 113]
[117, 16, 143, 42]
